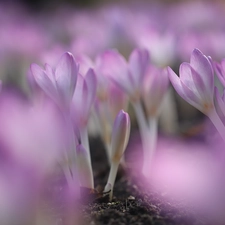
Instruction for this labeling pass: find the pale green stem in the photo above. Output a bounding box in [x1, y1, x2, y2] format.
[102, 101, 113, 165]
[104, 162, 119, 201]
[79, 126, 94, 189]
[105, 141, 111, 165]
[132, 101, 152, 175]
[132, 101, 149, 134]
[141, 116, 158, 177]
[208, 107, 225, 143]
[79, 126, 91, 163]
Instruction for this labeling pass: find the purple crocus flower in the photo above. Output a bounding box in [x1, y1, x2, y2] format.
[168, 48, 214, 115]
[168, 48, 225, 143]
[30, 52, 78, 110]
[96, 48, 149, 102]
[142, 65, 169, 117]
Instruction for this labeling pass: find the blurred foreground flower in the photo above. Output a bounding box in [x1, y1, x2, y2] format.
[0, 92, 80, 224]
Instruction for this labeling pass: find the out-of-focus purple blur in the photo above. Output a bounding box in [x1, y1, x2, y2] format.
[1, 0, 225, 224]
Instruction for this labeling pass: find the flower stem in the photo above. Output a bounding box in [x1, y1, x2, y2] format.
[63, 114, 77, 177]
[141, 116, 158, 176]
[132, 101, 155, 176]
[79, 126, 91, 163]
[79, 126, 94, 189]
[208, 107, 225, 142]
[104, 162, 119, 201]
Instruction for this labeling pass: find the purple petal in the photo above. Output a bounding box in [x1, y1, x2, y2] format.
[214, 87, 225, 116]
[179, 62, 194, 90]
[96, 50, 131, 93]
[108, 83, 128, 120]
[109, 75, 132, 97]
[168, 66, 202, 111]
[75, 54, 94, 75]
[71, 74, 89, 127]
[30, 63, 57, 101]
[190, 48, 214, 94]
[128, 48, 149, 88]
[55, 52, 78, 105]
[143, 66, 168, 105]
[44, 63, 56, 84]
[180, 62, 205, 101]
[143, 67, 169, 116]
[85, 68, 97, 113]
[180, 81, 203, 112]
[215, 59, 225, 88]
[72, 74, 85, 111]
[167, 67, 187, 101]
[97, 50, 127, 78]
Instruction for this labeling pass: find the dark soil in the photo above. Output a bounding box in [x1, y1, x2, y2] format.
[80, 136, 213, 225]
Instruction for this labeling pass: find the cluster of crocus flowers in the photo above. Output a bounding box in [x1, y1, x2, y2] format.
[96, 48, 170, 176]
[2, 2, 225, 224]
[4, 42, 225, 224]
[30, 51, 131, 204]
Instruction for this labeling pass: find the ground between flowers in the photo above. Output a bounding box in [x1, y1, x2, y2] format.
[80, 137, 212, 225]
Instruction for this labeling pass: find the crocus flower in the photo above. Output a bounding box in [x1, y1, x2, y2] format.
[96, 48, 149, 102]
[142, 65, 169, 118]
[30, 52, 78, 110]
[169, 48, 225, 142]
[104, 110, 130, 201]
[168, 48, 214, 115]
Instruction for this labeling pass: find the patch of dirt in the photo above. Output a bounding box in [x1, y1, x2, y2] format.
[80, 137, 212, 225]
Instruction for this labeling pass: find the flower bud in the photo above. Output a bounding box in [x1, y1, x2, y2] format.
[111, 110, 130, 163]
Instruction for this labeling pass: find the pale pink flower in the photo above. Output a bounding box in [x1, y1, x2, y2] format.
[30, 52, 78, 110]
[168, 48, 214, 114]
